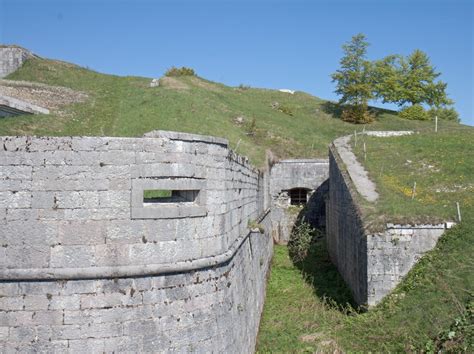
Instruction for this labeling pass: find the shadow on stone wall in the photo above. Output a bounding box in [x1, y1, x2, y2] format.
[300, 179, 329, 230]
[288, 180, 357, 311]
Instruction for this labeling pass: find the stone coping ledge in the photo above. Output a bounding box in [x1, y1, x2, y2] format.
[363, 130, 414, 137]
[277, 159, 329, 164]
[332, 135, 379, 202]
[386, 222, 456, 229]
[331, 131, 415, 203]
[143, 130, 228, 146]
[0, 208, 271, 281]
[0, 94, 50, 114]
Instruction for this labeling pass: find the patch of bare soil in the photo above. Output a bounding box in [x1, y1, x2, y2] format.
[0, 79, 88, 112]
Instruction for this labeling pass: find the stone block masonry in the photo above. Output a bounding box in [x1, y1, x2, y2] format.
[326, 134, 453, 306]
[0, 94, 50, 117]
[269, 159, 329, 244]
[0, 46, 33, 78]
[0, 130, 273, 352]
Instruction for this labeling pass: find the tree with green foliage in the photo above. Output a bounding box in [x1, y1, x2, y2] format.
[373, 49, 457, 121]
[428, 106, 460, 122]
[400, 49, 451, 107]
[331, 33, 374, 123]
[373, 50, 452, 108]
[372, 54, 403, 104]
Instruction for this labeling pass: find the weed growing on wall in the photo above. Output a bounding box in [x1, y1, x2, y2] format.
[248, 219, 265, 233]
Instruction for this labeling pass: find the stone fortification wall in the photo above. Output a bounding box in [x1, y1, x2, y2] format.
[269, 159, 329, 244]
[0, 131, 272, 352]
[0, 46, 32, 78]
[366, 224, 447, 305]
[325, 149, 368, 304]
[326, 134, 450, 306]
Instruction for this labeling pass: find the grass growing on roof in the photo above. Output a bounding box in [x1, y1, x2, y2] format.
[351, 129, 474, 227]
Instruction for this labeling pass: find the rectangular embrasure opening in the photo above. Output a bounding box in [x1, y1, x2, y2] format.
[143, 189, 199, 204]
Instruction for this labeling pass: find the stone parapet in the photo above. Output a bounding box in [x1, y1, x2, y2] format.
[0, 130, 272, 352]
[326, 132, 451, 306]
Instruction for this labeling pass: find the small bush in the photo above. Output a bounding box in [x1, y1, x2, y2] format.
[428, 107, 460, 122]
[278, 105, 294, 116]
[164, 66, 195, 77]
[399, 104, 429, 121]
[270, 101, 293, 116]
[422, 300, 474, 352]
[238, 84, 250, 90]
[341, 104, 374, 124]
[288, 222, 317, 263]
[245, 117, 257, 136]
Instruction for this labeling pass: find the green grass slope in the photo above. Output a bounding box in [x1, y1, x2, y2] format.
[258, 225, 473, 352]
[353, 130, 474, 227]
[0, 57, 461, 166]
[258, 129, 473, 352]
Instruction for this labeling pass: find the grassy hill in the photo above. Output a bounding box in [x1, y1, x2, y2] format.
[0, 57, 463, 167]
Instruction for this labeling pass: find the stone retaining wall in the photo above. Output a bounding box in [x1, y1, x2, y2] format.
[0, 131, 273, 352]
[326, 133, 451, 306]
[0, 46, 32, 78]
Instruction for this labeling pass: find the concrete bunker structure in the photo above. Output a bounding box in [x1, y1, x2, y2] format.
[269, 159, 329, 244]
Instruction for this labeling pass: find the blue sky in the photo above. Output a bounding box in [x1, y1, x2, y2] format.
[1, 0, 473, 125]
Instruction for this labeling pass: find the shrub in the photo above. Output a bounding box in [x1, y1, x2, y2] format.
[238, 84, 250, 90]
[245, 117, 257, 136]
[270, 101, 293, 116]
[278, 105, 294, 116]
[428, 107, 460, 122]
[288, 221, 316, 263]
[164, 66, 195, 77]
[341, 104, 374, 124]
[399, 104, 429, 121]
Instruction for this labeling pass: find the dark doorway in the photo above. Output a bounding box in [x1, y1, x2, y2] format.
[289, 188, 310, 206]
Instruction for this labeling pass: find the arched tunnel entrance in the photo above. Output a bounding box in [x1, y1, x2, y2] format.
[269, 159, 329, 244]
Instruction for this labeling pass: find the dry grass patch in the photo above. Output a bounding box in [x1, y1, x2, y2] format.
[187, 77, 222, 92]
[0, 79, 88, 113]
